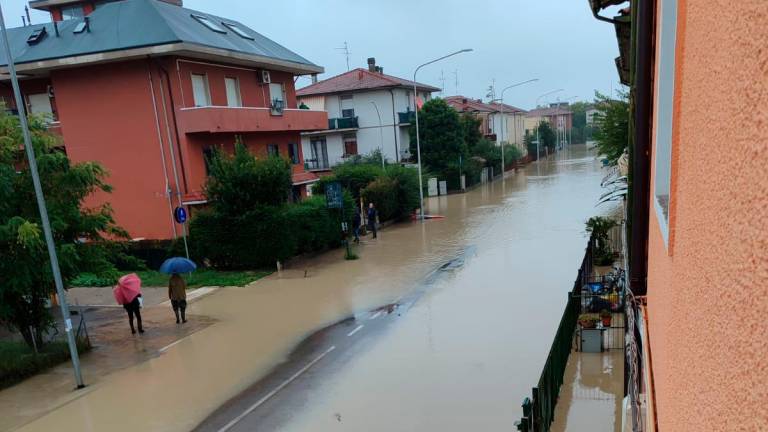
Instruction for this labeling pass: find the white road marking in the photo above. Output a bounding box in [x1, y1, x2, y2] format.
[216, 345, 336, 432]
[369, 311, 382, 320]
[346, 325, 364, 337]
[158, 338, 185, 353]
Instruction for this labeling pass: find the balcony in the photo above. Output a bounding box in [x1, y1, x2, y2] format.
[328, 116, 358, 130]
[177, 107, 327, 134]
[304, 158, 331, 171]
[398, 111, 415, 124]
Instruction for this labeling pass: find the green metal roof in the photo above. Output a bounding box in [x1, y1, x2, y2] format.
[0, 0, 320, 72]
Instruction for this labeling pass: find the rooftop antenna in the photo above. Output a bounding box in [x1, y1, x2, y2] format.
[25, 6, 31, 25]
[438, 70, 446, 96]
[335, 41, 351, 71]
[22, 16, 26, 27]
[452, 69, 458, 95]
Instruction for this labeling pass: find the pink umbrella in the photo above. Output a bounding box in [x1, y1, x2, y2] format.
[113, 273, 143, 305]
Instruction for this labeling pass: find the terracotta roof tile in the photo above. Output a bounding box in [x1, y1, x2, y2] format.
[297, 68, 440, 96]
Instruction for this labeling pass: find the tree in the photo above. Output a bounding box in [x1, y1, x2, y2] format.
[205, 142, 292, 214]
[459, 113, 483, 153]
[569, 101, 589, 144]
[537, 120, 556, 151]
[409, 99, 466, 172]
[0, 110, 124, 349]
[592, 90, 629, 165]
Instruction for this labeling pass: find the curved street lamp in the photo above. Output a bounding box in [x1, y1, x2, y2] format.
[497, 78, 538, 174]
[534, 89, 564, 159]
[413, 48, 473, 220]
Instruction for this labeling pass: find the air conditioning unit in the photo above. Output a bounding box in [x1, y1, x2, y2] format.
[260, 70, 271, 84]
[47, 85, 54, 98]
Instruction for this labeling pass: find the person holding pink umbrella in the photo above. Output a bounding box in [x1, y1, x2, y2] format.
[114, 273, 144, 334]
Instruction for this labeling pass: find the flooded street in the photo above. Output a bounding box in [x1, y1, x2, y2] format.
[12, 145, 608, 432]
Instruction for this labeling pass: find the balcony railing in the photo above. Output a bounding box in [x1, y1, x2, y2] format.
[328, 116, 358, 130]
[304, 158, 331, 171]
[398, 111, 415, 124]
[177, 107, 327, 134]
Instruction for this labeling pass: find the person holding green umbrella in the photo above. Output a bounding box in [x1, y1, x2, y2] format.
[159, 257, 197, 324]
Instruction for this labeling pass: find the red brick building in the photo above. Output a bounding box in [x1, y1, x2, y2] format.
[1, 0, 326, 239]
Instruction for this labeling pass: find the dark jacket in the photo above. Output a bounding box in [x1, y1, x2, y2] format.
[367, 207, 377, 224]
[353, 211, 362, 228]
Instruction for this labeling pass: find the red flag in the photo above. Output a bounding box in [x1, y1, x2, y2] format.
[416, 97, 424, 110]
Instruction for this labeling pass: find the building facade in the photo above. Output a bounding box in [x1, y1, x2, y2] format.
[443, 96, 527, 153]
[524, 105, 573, 146]
[642, 0, 768, 429]
[296, 59, 438, 170]
[1, 0, 326, 240]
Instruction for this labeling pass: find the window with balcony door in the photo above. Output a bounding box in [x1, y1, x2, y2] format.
[343, 133, 358, 157]
[61, 5, 84, 20]
[224, 77, 242, 107]
[191, 73, 211, 107]
[288, 143, 300, 164]
[269, 83, 285, 113]
[340, 95, 354, 118]
[28, 93, 55, 121]
[654, 0, 679, 245]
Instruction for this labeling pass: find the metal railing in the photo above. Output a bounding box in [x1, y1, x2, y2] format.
[398, 111, 415, 124]
[304, 158, 330, 171]
[328, 116, 359, 130]
[516, 236, 594, 431]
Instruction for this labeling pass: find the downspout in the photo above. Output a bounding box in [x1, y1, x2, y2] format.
[389, 88, 399, 161]
[155, 60, 189, 258]
[158, 63, 189, 193]
[146, 59, 177, 238]
[629, 0, 656, 296]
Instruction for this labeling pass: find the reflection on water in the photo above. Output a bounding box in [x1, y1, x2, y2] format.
[13, 145, 609, 432]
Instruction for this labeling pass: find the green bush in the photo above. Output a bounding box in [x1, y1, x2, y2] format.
[283, 195, 351, 255]
[0, 340, 89, 390]
[313, 163, 383, 199]
[360, 165, 420, 221]
[361, 177, 399, 221]
[503, 144, 523, 169]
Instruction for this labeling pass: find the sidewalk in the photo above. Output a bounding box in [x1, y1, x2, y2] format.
[0, 287, 218, 432]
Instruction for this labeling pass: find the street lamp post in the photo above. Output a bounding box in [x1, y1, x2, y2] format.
[0, 4, 85, 389]
[413, 48, 472, 220]
[497, 79, 538, 175]
[369, 101, 385, 170]
[534, 89, 564, 160]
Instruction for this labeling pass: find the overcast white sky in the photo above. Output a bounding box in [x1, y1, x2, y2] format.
[3, 0, 621, 109]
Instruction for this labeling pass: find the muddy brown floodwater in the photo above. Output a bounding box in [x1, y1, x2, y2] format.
[14, 145, 609, 432]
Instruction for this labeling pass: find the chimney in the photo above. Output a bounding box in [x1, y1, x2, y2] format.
[311, 74, 318, 84]
[367, 57, 376, 72]
[375, 66, 383, 74]
[462, 98, 468, 104]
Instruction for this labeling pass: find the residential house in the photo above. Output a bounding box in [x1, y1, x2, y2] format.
[588, 0, 768, 430]
[443, 96, 527, 154]
[524, 105, 573, 146]
[585, 107, 600, 126]
[1, 0, 326, 240]
[296, 58, 439, 171]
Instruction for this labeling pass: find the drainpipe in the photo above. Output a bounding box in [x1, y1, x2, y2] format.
[629, 0, 656, 296]
[146, 60, 177, 238]
[389, 88, 399, 161]
[155, 60, 189, 259]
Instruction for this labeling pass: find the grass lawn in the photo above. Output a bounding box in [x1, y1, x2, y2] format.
[0, 340, 89, 390]
[135, 269, 271, 288]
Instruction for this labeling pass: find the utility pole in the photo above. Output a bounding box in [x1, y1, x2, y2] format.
[438, 70, 446, 96]
[0, 4, 84, 389]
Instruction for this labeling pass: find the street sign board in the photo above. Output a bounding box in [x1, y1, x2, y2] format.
[174, 206, 187, 224]
[325, 182, 344, 209]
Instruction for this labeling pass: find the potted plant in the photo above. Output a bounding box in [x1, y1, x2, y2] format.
[579, 313, 600, 329]
[585, 216, 618, 266]
[600, 309, 612, 327]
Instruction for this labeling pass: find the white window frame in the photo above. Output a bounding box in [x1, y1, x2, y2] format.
[653, 0, 679, 246]
[27, 93, 54, 121]
[191, 73, 211, 107]
[224, 77, 242, 107]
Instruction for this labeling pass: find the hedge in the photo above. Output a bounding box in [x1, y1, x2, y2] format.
[190, 194, 354, 270]
[361, 165, 420, 221]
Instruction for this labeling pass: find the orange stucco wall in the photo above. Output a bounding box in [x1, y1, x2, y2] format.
[53, 60, 178, 240]
[645, 0, 768, 430]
